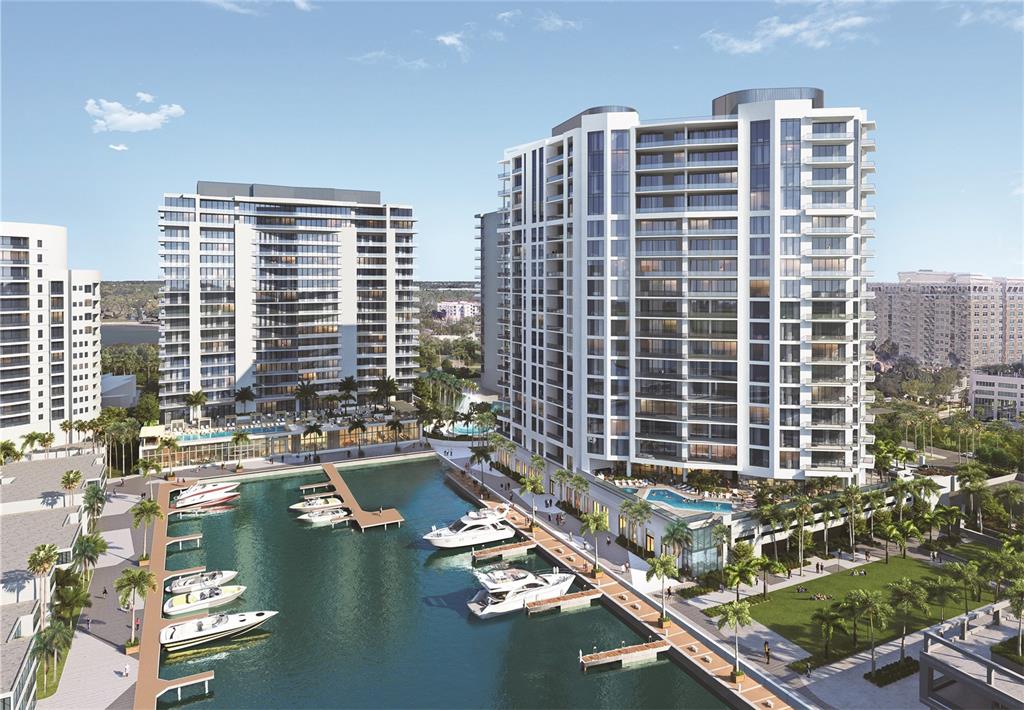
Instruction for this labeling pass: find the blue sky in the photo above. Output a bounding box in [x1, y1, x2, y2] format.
[2, 1, 1022, 281]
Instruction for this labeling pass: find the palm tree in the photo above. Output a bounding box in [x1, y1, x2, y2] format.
[840, 485, 863, 560]
[81, 483, 106, 529]
[1003, 533, 1024, 555]
[552, 468, 572, 503]
[60, 470, 82, 508]
[724, 558, 759, 603]
[712, 521, 731, 573]
[917, 509, 938, 545]
[27, 544, 59, 629]
[819, 498, 841, 558]
[925, 575, 961, 623]
[861, 590, 894, 678]
[0, 439, 22, 465]
[528, 453, 546, 482]
[646, 553, 679, 624]
[755, 556, 787, 599]
[32, 621, 73, 683]
[912, 476, 943, 510]
[811, 604, 848, 660]
[957, 464, 988, 532]
[339, 376, 358, 415]
[662, 520, 693, 572]
[347, 417, 367, 455]
[133, 457, 161, 497]
[580, 511, 609, 577]
[885, 520, 919, 559]
[716, 600, 753, 678]
[52, 577, 91, 623]
[20, 431, 40, 455]
[996, 486, 1024, 528]
[115, 568, 156, 646]
[302, 424, 322, 459]
[131, 498, 163, 560]
[373, 375, 399, 414]
[74, 420, 91, 453]
[469, 444, 492, 489]
[793, 497, 815, 575]
[934, 503, 962, 539]
[865, 489, 885, 540]
[888, 478, 913, 522]
[1006, 578, 1024, 658]
[73, 532, 109, 579]
[519, 473, 544, 528]
[840, 589, 869, 647]
[943, 560, 981, 635]
[386, 417, 404, 452]
[568, 473, 589, 512]
[978, 550, 1013, 602]
[755, 504, 782, 563]
[294, 380, 319, 416]
[234, 385, 256, 415]
[60, 419, 74, 453]
[156, 436, 180, 469]
[185, 390, 207, 423]
[888, 577, 929, 660]
[39, 432, 55, 459]
[622, 499, 654, 548]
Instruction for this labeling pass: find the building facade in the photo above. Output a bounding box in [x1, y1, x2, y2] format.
[970, 366, 1024, 420]
[477, 210, 503, 394]
[157, 182, 417, 422]
[492, 88, 876, 486]
[872, 271, 1024, 369]
[436, 300, 480, 321]
[0, 223, 101, 447]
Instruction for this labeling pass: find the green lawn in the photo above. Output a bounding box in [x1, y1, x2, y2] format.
[944, 542, 995, 565]
[749, 556, 990, 665]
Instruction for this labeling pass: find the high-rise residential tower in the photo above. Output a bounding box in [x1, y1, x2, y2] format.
[477, 209, 504, 394]
[493, 88, 877, 486]
[872, 271, 1024, 369]
[0, 223, 102, 446]
[157, 182, 417, 422]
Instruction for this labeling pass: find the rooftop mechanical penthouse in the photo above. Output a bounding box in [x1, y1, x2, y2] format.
[158, 182, 417, 422]
[491, 88, 877, 485]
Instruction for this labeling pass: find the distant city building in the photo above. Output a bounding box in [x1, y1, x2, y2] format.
[491, 88, 877, 486]
[872, 271, 1024, 369]
[101, 373, 139, 409]
[476, 210, 503, 394]
[970, 365, 1024, 420]
[0, 223, 101, 447]
[435, 300, 480, 321]
[157, 182, 417, 422]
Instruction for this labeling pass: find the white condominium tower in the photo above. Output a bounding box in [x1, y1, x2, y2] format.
[0, 223, 102, 445]
[494, 88, 876, 485]
[158, 182, 417, 422]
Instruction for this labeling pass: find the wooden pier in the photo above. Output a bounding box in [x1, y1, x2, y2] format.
[581, 640, 669, 671]
[321, 463, 404, 531]
[527, 588, 602, 615]
[165, 532, 202, 551]
[471, 540, 537, 563]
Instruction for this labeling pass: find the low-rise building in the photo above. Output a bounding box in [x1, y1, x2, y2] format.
[970, 365, 1024, 420]
[101, 373, 139, 409]
[436, 300, 480, 321]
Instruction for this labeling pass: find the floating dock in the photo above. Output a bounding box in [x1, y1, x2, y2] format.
[471, 540, 537, 563]
[321, 463, 404, 531]
[580, 640, 669, 671]
[527, 588, 602, 615]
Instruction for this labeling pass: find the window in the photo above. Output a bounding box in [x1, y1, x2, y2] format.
[781, 118, 801, 209]
[749, 121, 770, 210]
[587, 131, 604, 215]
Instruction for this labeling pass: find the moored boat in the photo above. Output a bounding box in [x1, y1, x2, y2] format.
[297, 508, 352, 526]
[163, 585, 246, 616]
[467, 569, 574, 619]
[423, 506, 515, 549]
[160, 611, 278, 652]
[289, 496, 343, 512]
[173, 481, 239, 505]
[173, 489, 240, 509]
[165, 570, 238, 594]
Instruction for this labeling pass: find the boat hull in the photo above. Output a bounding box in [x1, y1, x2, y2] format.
[163, 586, 246, 615]
[173, 491, 240, 509]
[165, 570, 238, 594]
[289, 497, 342, 512]
[160, 611, 277, 652]
[424, 526, 516, 550]
[468, 576, 575, 619]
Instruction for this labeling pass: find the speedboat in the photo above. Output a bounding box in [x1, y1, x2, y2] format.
[160, 611, 278, 652]
[289, 496, 343, 512]
[297, 508, 351, 526]
[173, 489, 240, 509]
[423, 506, 516, 549]
[174, 481, 239, 506]
[166, 570, 238, 594]
[163, 585, 246, 616]
[467, 568, 575, 619]
[474, 567, 534, 592]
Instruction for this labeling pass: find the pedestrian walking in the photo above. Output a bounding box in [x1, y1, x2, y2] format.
[124, 663, 130, 679]
[102, 587, 108, 596]
[764, 641, 771, 664]
[135, 619, 140, 634]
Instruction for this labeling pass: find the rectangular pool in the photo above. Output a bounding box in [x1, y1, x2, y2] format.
[645, 488, 733, 514]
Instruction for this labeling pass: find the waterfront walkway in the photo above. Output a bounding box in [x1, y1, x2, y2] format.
[444, 466, 796, 710]
[319, 463, 404, 530]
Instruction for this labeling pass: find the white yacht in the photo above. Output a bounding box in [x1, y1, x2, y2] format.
[165, 570, 238, 594]
[422, 506, 516, 549]
[160, 611, 278, 652]
[467, 568, 575, 619]
[174, 481, 239, 506]
[474, 567, 534, 592]
[163, 585, 246, 616]
[297, 508, 351, 526]
[173, 489, 240, 509]
[289, 496, 343, 512]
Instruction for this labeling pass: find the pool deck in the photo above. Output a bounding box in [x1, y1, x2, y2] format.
[445, 467, 796, 710]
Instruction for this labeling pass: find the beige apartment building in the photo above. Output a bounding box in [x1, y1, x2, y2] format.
[872, 271, 1024, 369]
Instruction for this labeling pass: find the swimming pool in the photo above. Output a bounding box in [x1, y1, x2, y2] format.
[644, 488, 733, 514]
[450, 423, 491, 436]
[177, 425, 288, 442]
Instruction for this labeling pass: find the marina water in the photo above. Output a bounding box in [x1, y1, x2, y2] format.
[161, 459, 724, 709]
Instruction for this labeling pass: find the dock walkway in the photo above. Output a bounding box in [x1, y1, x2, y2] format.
[321, 463, 404, 530]
[444, 467, 795, 710]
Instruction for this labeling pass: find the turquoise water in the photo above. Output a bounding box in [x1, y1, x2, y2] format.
[177, 425, 287, 442]
[159, 461, 724, 709]
[644, 489, 733, 514]
[450, 423, 491, 436]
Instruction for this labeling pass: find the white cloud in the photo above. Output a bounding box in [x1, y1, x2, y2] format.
[1013, 183, 1024, 197]
[202, 0, 259, 15]
[136, 91, 155, 104]
[292, 0, 314, 11]
[702, 2, 874, 54]
[436, 31, 469, 61]
[348, 50, 429, 71]
[956, 2, 1024, 32]
[496, 9, 521, 25]
[108, 144, 129, 152]
[84, 98, 185, 133]
[536, 11, 580, 32]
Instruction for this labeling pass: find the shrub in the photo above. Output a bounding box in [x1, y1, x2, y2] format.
[992, 638, 1024, 668]
[673, 584, 714, 600]
[863, 656, 919, 687]
[702, 595, 771, 617]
